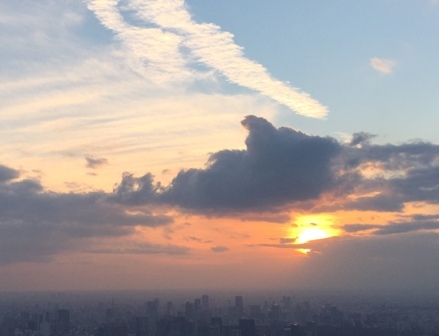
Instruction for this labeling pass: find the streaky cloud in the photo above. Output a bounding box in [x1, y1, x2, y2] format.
[86, 0, 328, 118]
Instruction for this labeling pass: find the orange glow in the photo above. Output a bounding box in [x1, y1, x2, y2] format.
[290, 214, 340, 254]
[296, 227, 331, 244]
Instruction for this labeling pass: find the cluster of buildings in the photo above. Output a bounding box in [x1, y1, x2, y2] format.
[1, 292, 439, 336]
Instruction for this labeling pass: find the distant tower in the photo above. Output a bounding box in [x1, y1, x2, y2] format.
[56, 309, 70, 336]
[235, 296, 244, 316]
[202, 295, 209, 310]
[239, 319, 255, 336]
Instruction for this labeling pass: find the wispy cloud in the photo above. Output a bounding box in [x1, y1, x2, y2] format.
[86, 0, 328, 118]
[370, 57, 396, 74]
[85, 156, 108, 169]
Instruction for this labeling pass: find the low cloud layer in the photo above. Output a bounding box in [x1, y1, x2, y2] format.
[0, 169, 174, 264]
[299, 233, 439, 292]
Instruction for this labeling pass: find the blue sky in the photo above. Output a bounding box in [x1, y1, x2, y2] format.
[1, 0, 439, 292]
[187, 0, 439, 142]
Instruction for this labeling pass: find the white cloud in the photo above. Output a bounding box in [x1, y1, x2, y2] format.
[370, 57, 396, 74]
[85, 0, 328, 118]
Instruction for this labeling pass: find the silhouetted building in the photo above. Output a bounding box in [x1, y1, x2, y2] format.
[202, 295, 209, 310]
[134, 316, 149, 336]
[147, 299, 160, 318]
[96, 322, 128, 336]
[55, 309, 70, 336]
[235, 297, 244, 316]
[239, 319, 255, 336]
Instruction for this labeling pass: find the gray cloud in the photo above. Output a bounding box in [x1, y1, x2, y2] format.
[342, 215, 439, 236]
[0, 167, 173, 264]
[85, 156, 108, 169]
[112, 115, 341, 211]
[0, 165, 20, 182]
[87, 242, 190, 255]
[373, 220, 439, 235]
[111, 172, 161, 205]
[109, 116, 439, 219]
[298, 233, 439, 293]
[349, 132, 376, 147]
[342, 224, 382, 233]
[211, 246, 230, 252]
[279, 237, 297, 244]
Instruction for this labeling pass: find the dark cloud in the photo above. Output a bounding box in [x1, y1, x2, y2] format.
[279, 237, 296, 244]
[187, 236, 212, 244]
[343, 215, 439, 236]
[373, 220, 439, 235]
[211, 246, 229, 252]
[297, 233, 439, 293]
[87, 242, 190, 255]
[85, 156, 108, 168]
[349, 132, 376, 147]
[342, 224, 382, 233]
[111, 115, 341, 211]
[110, 172, 161, 205]
[240, 213, 291, 224]
[0, 165, 20, 182]
[345, 193, 405, 212]
[258, 243, 300, 249]
[108, 116, 439, 218]
[349, 142, 439, 171]
[0, 166, 173, 264]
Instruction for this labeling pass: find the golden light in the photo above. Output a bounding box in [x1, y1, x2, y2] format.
[296, 227, 331, 244]
[290, 214, 340, 254]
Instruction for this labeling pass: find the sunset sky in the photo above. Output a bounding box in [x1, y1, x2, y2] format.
[1, 0, 439, 293]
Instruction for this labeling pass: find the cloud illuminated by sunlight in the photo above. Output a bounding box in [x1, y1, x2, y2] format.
[85, 0, 328, 118]
[370, 57, 396, 74]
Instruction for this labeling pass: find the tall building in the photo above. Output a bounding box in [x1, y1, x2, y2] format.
[55, 309, 70, 336]
[238, 319, 255, 336]
[235, 296, 244, 316]
[202, 295, 209, 310]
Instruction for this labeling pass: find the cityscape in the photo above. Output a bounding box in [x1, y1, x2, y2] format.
[2, 291, 439, 336]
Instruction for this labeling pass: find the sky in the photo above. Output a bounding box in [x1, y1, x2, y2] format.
[1, 0, 439, 293]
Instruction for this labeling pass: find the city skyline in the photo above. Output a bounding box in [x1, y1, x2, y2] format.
[1, 0, 439, 292]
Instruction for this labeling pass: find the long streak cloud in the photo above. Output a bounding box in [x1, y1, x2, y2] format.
[86, 0, 328, 118]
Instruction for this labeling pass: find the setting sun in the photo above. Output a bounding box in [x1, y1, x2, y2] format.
[289, 214, 340, 254]
[297, 227, 331, 244]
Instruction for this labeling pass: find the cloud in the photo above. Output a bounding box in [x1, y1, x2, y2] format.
[85, 156, 108, 168]
[343, 214, 439, 236]
[109, 115, 439, 217]
[349, 132, 376, 147]
[0, 165, 19, 182]
[86, 0, 328, 118]
[111, 115, 341, 211]
[370, 57, 396, 74]
[342, 224, 382, 233]
[87, 242, 190, 255]
[211, 246, 229, 252]
[297, 233, 439, 292]
[279, 237, 297, 244]
[0, 165, 173, 264]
